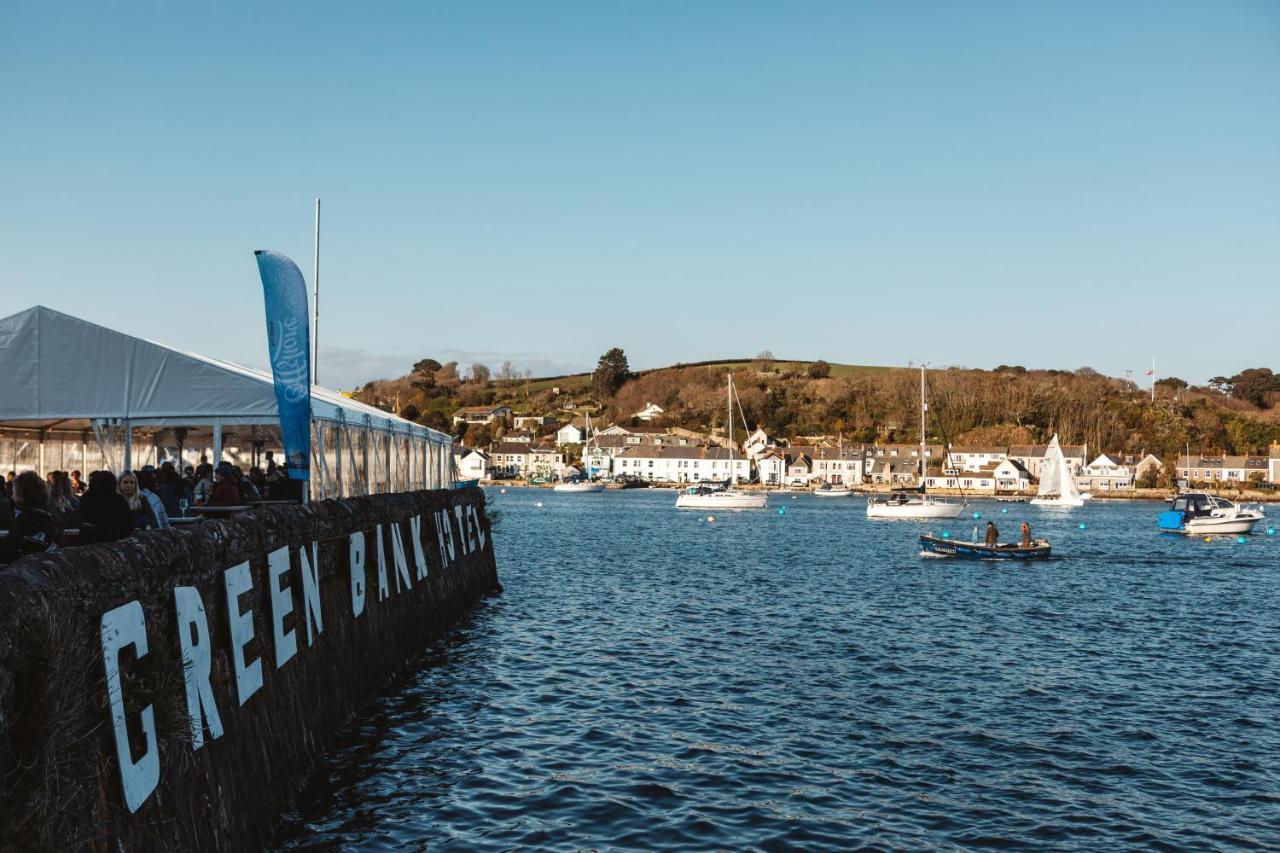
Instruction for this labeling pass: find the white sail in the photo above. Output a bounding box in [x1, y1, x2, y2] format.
[1036, 436, 1063, 498]
[1031, 434, 1083, 507]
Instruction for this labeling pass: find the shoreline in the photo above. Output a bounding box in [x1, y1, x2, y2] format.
[482, 481, 1280, 504]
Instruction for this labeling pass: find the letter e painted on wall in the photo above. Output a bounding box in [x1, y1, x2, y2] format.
[100, 600, 160, 813]
[268, 547, 298, 670]
[223, 561, 263, 706]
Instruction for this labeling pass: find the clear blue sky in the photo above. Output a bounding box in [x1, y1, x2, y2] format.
[3, 2, 1277, 388]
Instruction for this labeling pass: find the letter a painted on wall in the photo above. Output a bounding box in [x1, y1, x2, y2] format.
[254, 249, 311, 481]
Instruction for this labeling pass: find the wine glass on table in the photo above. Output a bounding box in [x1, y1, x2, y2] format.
[178, 498, 189, 518]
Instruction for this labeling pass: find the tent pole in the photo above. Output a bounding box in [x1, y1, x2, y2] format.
[123, 421, 132, 473]
[212, 418, 222, 469]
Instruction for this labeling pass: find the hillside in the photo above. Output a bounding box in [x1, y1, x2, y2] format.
[353, 353, 1280, 463]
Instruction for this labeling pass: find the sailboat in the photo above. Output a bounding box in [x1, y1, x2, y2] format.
[553, 413, 605, 493]
[675, 374, 768, 510]
[866, 366, 965, 519]
[1029, 434, 1083, 507]
[813, 435, 853, 497]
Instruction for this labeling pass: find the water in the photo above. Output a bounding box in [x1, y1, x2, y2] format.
[276, 489, 1280, 850]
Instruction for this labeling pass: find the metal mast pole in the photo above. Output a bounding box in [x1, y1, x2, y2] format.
[312, 198, 321, 386]
[920, 364, 927, 484]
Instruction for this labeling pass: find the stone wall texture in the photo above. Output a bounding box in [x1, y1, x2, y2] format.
[0, 487, 498, 851]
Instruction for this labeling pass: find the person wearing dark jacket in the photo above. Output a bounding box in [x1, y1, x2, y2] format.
[0, 487, 13, 528]
[0, 472, 61, 563]
[79, 471, 135, 543]
[209, 464, 242, 507]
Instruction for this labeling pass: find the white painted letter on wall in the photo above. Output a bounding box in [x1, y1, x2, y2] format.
[375, 524, 390, 601]
[349, 531, 366, 617]
[300, 541, 323, 645]
[268, 547, 298, 670]
[390, 522, 412, 593]
[174, 586, 224, 751]
[100, 600, 160, 813]
[223, 561, 263, 706]
[409, 514, 430, 580]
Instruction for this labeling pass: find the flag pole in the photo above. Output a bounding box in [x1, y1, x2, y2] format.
[1151, 357, 1156, 403]
[312, 198, 321, 387]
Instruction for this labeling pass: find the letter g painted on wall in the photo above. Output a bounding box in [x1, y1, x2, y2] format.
[101, 601, 160, 813]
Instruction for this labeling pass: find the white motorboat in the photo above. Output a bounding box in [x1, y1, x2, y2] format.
[676, 486, 768, 510]
[1029, 435, 1085, 508]
[866, 365, 965, 520]
[553, 480, 604, 493]
[675, 373, 766, 510]
[1158, 493, 1265, 535]
[553, 413, 607, 493]
[813, 483, 853, 497]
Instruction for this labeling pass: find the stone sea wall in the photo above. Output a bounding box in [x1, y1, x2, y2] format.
[0, 488, 499, 851]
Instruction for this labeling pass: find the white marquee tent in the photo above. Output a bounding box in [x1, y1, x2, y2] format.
[0, 306, 452, 497]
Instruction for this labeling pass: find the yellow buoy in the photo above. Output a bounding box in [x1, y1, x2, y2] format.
[707, 515, 716, 523]
[1204, 536, 1212, 543]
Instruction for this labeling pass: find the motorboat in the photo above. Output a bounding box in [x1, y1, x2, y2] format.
[813, 483, 853, 498]
[1030, 435, 1085, 508]
[868, 490, 964, 519]
[675, 485, 768, 510]
[919, 533, 1052, 560]
[674, 373, 766, 510]
[1157, 493, 1264, 535]
[866, 365, 966, 520]
[553, 479, 604, 493]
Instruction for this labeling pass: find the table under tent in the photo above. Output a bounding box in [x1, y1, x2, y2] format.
[0, 306, 452, 498]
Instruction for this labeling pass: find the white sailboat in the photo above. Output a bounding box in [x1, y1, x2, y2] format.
[1029, 435, 1084, 507]
[676, 374, 768, 510]
[553, 412, 605, 493]
[866, 365, 965, 520]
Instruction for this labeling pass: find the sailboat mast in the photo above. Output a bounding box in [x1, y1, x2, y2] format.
[919, 365, 927, 485]
[728, 373, 735, 485]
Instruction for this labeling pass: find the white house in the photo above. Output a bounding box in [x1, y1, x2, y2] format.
[756, 448, 788, 485]
[632, 402, 664, 422]
[810, 446, 864, 485]
[451, 405, 512, 427]
[1078, 453, 1141, 492]
[946, 446, 1009, 472]
[992, 459, 1031, 492]
[743, 427, 773, 460]
[455, 448, 490, 481]
[926, 466, 999, 494]
[488, 441, 564, 479]
[611, 445, 751, 483]
[556, 421, 585, 445]
[513, 414, 552, 431]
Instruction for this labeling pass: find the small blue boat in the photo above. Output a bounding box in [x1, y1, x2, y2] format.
[452, 478, 480, 490]
[919, 534, 1051, 560]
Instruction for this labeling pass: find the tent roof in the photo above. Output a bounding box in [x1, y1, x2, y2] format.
[0, 306, 448, 442]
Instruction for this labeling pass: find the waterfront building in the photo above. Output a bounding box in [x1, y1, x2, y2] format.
[1077, 453, 1163, 492]
[455, 448, 490, 481]
[1177, 454, 1272, 486]
[611, 445, 751, 483]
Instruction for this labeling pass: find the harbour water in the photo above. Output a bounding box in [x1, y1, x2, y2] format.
[276, 489, 1279, 849]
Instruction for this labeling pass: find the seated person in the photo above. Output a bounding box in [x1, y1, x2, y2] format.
[79, 471, 135, 543]
[0, 472, 61, 562]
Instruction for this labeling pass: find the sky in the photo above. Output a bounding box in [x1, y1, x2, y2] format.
[2, 2, 1278, 389]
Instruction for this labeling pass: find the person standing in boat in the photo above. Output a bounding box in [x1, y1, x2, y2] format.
[1020, 522, 1032, 548]
[984, 521, 999, 546]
